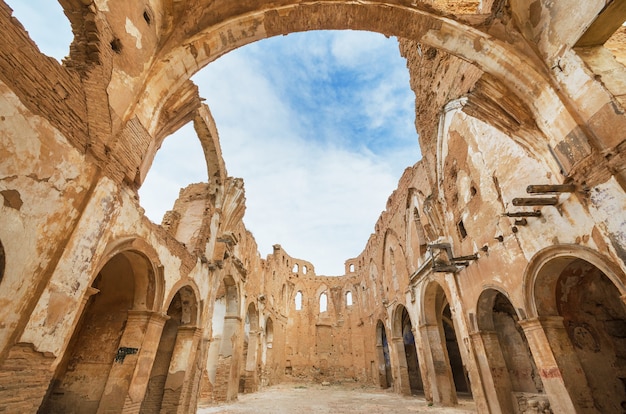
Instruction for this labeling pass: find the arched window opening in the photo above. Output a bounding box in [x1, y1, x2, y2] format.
[346, 291, 353, 307]
[319, 292, 328, 313]
[295, 291, 303, 311]
[293, 263, 299, 273]
[302, 265, 307, 275]
[349, 263, 355, 272]
[139, 122, 207, 225]
[266, 318, 274, 346]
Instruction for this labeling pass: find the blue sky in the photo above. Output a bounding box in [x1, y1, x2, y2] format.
[8, 1, 421, 275]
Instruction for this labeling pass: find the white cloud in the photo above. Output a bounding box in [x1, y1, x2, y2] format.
[330, 30, 390, 69]
[7, 1, 421, 275]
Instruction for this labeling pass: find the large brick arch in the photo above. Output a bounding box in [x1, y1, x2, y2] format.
[124, 1, 582, 175]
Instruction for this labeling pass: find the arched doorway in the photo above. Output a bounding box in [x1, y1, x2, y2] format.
[240, 302, 259, 393]
[533, 256, 626, 413]
[477, 289, 543, 413]
[421, 281, 471, 405]
[376, 320, 393, 389]
[140, 285, 199, 413]
[41, 250, 157, 413]
[392, 304, 423, 395]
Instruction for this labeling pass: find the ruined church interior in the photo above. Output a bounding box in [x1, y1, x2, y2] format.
[2, 0, 626, 413]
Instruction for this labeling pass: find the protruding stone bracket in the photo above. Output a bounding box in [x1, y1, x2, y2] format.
[428, 243, 478, 273]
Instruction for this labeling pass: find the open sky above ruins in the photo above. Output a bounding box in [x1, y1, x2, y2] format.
[11, 1, 420, 276]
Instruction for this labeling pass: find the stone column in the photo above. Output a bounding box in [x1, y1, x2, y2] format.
[412, 326, 433, 402]
[418, 324, 456, 405]
[161, 326, 202, 414]
[391, 337, 411, 395]
[519, 317, 597, 414]
[122, 311, 169, 412]
[469, 330, 514, 414]
[243, 330, 260, 393]
[97, 310, 154, 414]
[219, 315, 242, 402]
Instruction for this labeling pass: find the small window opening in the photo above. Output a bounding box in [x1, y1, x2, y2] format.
[346, 291, 353, 306]
[458, 220, 468, 239]
[295, 291, 303, 311]
[293, 263, 299, 273]
[303, 265, 307, 274]
[319, 292, 328, 313]
[143, 10, 152, 25]
[349, 263, 355, 273]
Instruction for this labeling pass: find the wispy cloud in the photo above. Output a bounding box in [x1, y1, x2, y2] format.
[7, 2, 421, 276]
[190, 31, 420, 274]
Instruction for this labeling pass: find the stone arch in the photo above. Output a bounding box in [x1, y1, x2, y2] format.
[525, 246, 626, 412]
[420, 280, 471, 405]
[524, 245, 626, 319]
[375, 319, 393, 389]
[391, 303, 423, 395]
[40, 242, 164, 413]
[163, 280, 202, 326]
[141, 284, 201, 413]
[476, 288, 544, 413]
[128, 2, 581, 177]
[95, 237, 165, 312]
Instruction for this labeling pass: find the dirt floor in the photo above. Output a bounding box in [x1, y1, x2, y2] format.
[197, 383, 477, 413]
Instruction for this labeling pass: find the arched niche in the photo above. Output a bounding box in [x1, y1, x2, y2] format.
[382, 230, 409, 295]
[527, 247, 626, 413]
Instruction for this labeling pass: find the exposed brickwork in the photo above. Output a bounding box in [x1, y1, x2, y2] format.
[0, 344, 55, 413]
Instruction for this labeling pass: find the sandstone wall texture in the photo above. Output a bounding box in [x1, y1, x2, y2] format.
[1, 0, 626, 413]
